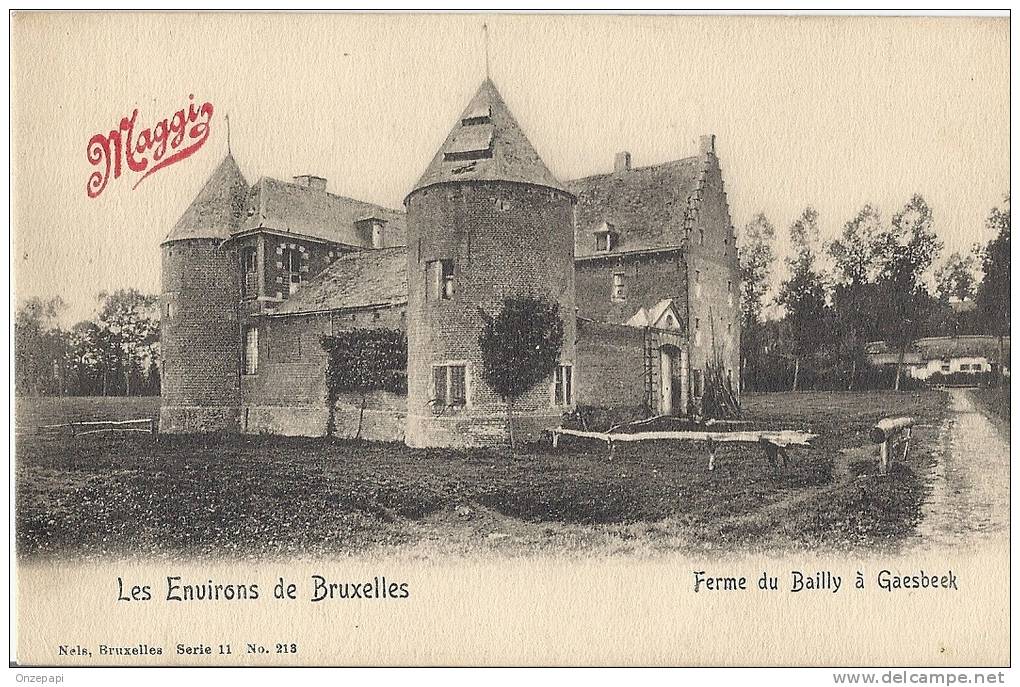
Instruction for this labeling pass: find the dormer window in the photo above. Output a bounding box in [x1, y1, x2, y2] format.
[461, 104, 491, 126]
[593, 221, 619, 253]
[444, 124, 494, 161]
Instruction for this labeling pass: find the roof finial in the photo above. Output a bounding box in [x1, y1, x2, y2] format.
[225, 113, 231, 154]
[483, 22, 490, 80]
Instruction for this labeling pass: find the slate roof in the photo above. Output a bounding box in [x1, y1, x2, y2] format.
[569, 156, 703, 258]
[866, 336, 1011, 362]
[409, 79, 570, 197]
[164, 153, 249, 242]
[242, 177, 406, 247]
[274, 246, 407, 315]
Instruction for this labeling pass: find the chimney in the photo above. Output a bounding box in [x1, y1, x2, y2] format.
[293, 175, 327, 191]
[699, 135, 716, 156]
[614, 151, 632, 174]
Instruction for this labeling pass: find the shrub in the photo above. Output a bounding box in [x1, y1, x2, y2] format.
[321, 329, 407, 438]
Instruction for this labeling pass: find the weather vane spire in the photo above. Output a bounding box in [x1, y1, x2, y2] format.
[225, 112, 231, 154]
[483, 22, 490, 80]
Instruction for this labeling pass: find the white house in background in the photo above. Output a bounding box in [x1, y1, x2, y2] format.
[865, 335, 1011, 380]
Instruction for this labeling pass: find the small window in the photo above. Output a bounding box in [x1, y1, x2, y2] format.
[727, 280, 732, 293]
[699, 228, 705, 246]
[283, 248, 302, 294]
[941, 364, 951, 373]
[433, 364, 468, 408]
[427, 260, 455, 301]
[244, 327, 259, 375]
[243, 247, 258, 274]
[595, 232, 615, 252]
[242, 247, 258, 299]
[695, 317, 700, 330]
[612, 272, 627, 302]
[165, 302, 173, 319]
[553, 364, 573, 406]
[727, 322, 732, 334]
[695, 270, 701, 283]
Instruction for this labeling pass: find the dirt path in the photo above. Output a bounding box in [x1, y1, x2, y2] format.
[913, 388, 1010, 550]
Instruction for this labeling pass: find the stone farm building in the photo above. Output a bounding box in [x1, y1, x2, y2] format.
[159, 79, 741, 447]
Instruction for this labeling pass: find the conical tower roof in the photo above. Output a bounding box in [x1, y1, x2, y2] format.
[408, 79, 571, 200]
[163, 153, 248, 243]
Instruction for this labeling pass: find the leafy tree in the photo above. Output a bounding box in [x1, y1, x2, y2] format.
[478, 294, 565, 451]
[935, 251, 979, 302]
[828, 205, 884, 389]
[14, 297, 69, 396]
[66, 321, 105, 396]
[96, 289, 160, 396]
[737, 213, 776, 391]
[321, 329, 407, 439]
[874, 194, 942, 390]
[975, 195, 1010, 387]
[777, 207, 829, 391]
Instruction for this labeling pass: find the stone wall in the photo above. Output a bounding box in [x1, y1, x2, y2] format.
[686, 150, 741, 394]
[576, 319, 647, 411]
[244, 391, 406, 441]
[575, 248, 688, 326]
[405, 181, 576, 447]
[159, 238, 241, 432]
[240, 307, 407, 439]
[576, 319, 688, 415]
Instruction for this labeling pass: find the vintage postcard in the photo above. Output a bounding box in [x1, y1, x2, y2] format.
[10, 11, 1011, 673]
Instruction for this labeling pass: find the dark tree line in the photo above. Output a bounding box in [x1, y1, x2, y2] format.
[738, 194, 1010, 392]
[15, 289, 161, 397]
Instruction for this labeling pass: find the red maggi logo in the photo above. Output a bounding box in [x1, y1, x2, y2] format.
[86, 95, 214, 199]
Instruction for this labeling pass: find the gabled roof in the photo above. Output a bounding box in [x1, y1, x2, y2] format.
[625, 299, 684, 330]
[165, 153, 248, 242]
[569, 156, 703, 258]
[274, 246, 407, 315]
[241, 177, 406, 247]
[408, 79, 570, 198]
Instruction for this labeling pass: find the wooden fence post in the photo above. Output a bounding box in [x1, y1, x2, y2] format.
[872, 417, 916, 476]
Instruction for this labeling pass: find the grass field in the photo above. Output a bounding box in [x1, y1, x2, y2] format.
[14, 391, 947, 560]
[969, 385, 1010, 438]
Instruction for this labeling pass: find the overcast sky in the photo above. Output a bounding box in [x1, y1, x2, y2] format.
[12, 13, 1009, 325]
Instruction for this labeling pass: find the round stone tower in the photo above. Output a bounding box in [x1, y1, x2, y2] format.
[404, 79, 577, 448]
[159, 153, 247, 433]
